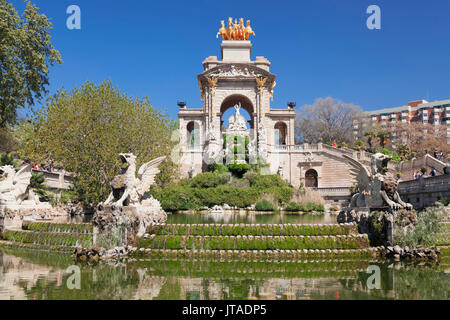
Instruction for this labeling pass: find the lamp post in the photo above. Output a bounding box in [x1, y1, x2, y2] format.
[287, 102, 296, 109]
[177, 101, 187, 109]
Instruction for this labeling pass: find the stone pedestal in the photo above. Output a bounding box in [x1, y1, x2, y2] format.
[337, 207, 394, 246]
[93, 201, 167, 249]
[221, 40, 252, 62]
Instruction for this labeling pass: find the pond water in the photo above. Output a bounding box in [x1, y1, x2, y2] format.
[166, 212, 337, 225]
[0, 248, 448, 300]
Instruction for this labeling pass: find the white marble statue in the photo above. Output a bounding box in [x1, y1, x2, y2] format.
[258, 119, 268, 163]
[100, 154, 166, 208]
[228, 103, 247, 132]
[205, 122, 222, 163]
[344, 153, 413, 210]
[0, 165, 41, 205]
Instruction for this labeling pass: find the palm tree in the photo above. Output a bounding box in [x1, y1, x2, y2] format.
[364, 130, 376, 152]
[376, 130, 390, 148]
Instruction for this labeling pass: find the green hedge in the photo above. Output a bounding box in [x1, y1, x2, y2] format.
[156, 224, 357, 237]
[141, 235, 370, 250]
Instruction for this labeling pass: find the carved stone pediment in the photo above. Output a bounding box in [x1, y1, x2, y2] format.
[199, 64, 274, 81]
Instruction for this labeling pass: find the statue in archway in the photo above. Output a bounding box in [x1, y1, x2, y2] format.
[227, 103, 247, 132]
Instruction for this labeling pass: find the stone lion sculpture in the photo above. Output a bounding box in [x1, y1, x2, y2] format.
[343, 153, 413, 210]
[0, 164, 41, 205]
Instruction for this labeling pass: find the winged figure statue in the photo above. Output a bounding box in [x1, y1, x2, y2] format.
[343, 153, 413, 210]
[100, 153, 166, 208]
[0, 164, 41, 205]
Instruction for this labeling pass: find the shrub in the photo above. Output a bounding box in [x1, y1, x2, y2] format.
[228, 163, 250, 178]
[394, 206, 445, 247]
[255, 199, 276, 211]
[247, 174, 287, 189]
[285, 202, 301, 212]
[190, 172, 230, 188]
[151, 185, 197, 211]
[265, 186, 293, 205]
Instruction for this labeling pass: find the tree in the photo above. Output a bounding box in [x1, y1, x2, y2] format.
[294, 97, 362, 145]
[19, 80, 178, 206]
[0, 0, 62, 127]
[364, 130, 376, 152]
[376, 129, 389, 148]
[0, 127, 17, 153]
[381, 122, 449, 158]
[396, 145, 410, 160]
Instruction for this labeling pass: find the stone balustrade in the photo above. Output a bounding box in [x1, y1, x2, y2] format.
[398, 174, 450, 209]
[32, 169, 74, 190]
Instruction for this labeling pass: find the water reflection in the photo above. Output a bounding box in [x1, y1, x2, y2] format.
[0, 248, 448, 300]
[167, 212, 337, 225]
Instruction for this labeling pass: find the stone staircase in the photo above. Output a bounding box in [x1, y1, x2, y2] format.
[137, 223, 379, 260]
[0, 222, 93, 252]
[0, 221, 382, 260]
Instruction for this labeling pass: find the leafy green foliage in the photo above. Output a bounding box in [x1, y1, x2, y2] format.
[30, 172, 45, 188]
[394, 206, 445, 247]
[190, 172, 230, 188]
[0, 152, 21, 169]
[227, 163, 250, 177]
[284, 202, 325, 212]
[376, 148, 402, 162]
[151, 172, 294, 211]
[255, 199, 276, 211]
[0, 0, 62, 127]
[19, 80, 177, 207]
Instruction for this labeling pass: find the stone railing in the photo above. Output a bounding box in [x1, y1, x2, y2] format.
[398, 174, 450, 209]
[396, 154, 447, 181]
[32, 169, 74, 190]
[312, 187, 351, 197]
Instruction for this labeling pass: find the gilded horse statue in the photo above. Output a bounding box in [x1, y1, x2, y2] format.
[217, 18, 255, 41]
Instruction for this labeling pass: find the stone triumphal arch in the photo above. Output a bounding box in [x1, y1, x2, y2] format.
[178, 18, 373, 202]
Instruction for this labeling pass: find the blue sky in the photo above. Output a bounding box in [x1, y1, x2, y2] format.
[10, 0, 450, 119]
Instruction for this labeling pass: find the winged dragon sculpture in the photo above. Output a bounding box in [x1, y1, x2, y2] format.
[343, 153, 413, 210]
[0, 164, 41, 205]
[100, 153, 166, 209]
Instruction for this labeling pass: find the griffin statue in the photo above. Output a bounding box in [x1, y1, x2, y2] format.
[343, 153, 413, 210]
[0, 164, 42, 205]
[100, 153, 166, 209]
